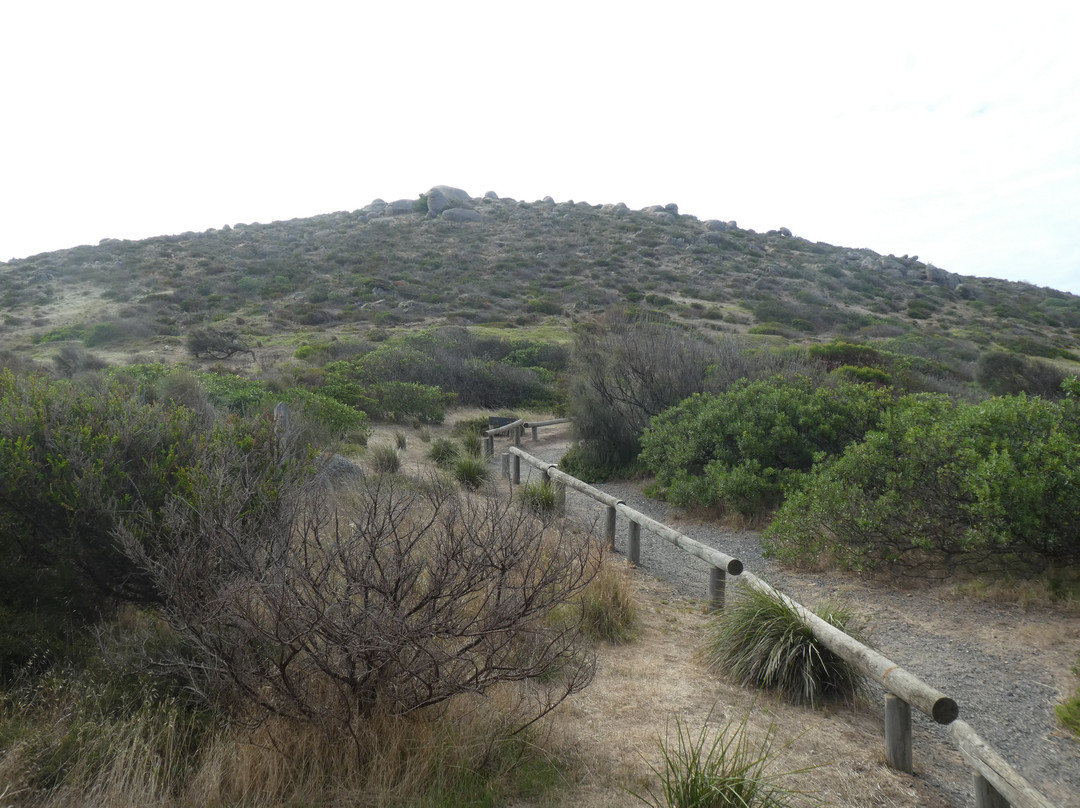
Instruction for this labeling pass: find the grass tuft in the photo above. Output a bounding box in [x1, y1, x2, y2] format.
[427, 437, 460, 469]
[703, 582, 868, 707]
[633, 707, 811, 808]
[369, 444, 401, 474]
[578, 560, 638, 644]
[519, 479, 559, 517]
[1057, 654, 1080, 737]
[453, 454, 491, 491]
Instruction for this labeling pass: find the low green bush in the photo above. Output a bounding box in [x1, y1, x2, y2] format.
[641, 377, 892, 517]
[764, 390, 1080, 573]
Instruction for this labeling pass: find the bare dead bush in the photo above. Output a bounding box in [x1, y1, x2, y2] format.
[185, 327, 255, 360]
[125, 470, 599, 750]
[567, 313, 716, 469]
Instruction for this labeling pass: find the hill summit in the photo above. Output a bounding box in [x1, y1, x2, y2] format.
[1, 184, 1078, 378]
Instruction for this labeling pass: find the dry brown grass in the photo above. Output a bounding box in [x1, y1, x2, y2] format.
[542, 572, 955, 808]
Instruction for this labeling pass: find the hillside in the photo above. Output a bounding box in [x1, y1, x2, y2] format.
[2, 185, 1079, 380]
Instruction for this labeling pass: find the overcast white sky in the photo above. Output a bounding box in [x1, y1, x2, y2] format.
[3, 2, 1078, 295]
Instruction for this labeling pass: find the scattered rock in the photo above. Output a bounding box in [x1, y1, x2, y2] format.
[387, 199, 419, 216]
[426, 187, 457, 216]
[704, 219, 731, 232]
[441, 208, 482, 223]
[483, 190, 499, 200]
[431, 185, 471, 204]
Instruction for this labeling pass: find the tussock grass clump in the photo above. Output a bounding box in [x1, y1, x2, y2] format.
[460, 430, 484, 459]
[1057, 655, 1080, 737]
[578, 559, 637, 644]
[427, 437, 460, 469]
[519, 479, 559, 517]
[453, 454, 490, 490]
[703, 582, 868, 707]
[369, 444, 401, 474]
[634, 709, 809, 808]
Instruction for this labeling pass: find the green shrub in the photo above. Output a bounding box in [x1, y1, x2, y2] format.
[975, 350, 1067, 398]
[703, 582, 868, 707]
[834, 364, 891, 385]
[634, 708, 805, 808]
[453, 454, 490, 490]
[764, 392, 1080, 573]
[367, 381, 454, 424]
[641, 377, 892, 516]
[809, 340, 888, 370]
[0, 369, 304, 679]
[566, 314, 717, 472]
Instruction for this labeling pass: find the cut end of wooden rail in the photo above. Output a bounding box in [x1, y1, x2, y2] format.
[932, 696, 959, 725]
[727, 559, 743, 575]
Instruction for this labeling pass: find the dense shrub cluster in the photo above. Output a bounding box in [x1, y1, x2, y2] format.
[640, 377, 892, 516]
[975, 350, 1067, 398]
[118, 363, 371, 442]
[564, 315, 822, 479]
[764, 389, 1080, 572]
[317, 327, 564, 415]
[0, 368, 304, 678]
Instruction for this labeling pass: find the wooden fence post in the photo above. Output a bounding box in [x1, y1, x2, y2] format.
[485, 434, 494, 457]
[512, 453, 521, 485]
[514, 425, 522, 447]
[605, 505, 617, 551]
[532, 425, 539, 441]
[628, 520, 641, 566]
[708, 567, 726, 613]
[885, 694, 913, 773]
[973, 774, 1010, 808]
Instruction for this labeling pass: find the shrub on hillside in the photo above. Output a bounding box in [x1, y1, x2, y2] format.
[975, 350, 1067, 398]
[0, 369, 303, 678]
[319, 328, 563, 410]
[640, 377, 893, 516]
[764, 391, 1080, 573]
[565, 314, 717, 472]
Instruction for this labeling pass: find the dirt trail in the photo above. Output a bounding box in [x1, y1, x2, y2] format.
[498, 427, 1080, 808]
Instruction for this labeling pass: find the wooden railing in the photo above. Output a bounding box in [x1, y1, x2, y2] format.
[505, 445, 1057, 808]
[483, 417, 570, 457]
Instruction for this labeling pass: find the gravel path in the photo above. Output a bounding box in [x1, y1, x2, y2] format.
[500, 438, 1080, 808]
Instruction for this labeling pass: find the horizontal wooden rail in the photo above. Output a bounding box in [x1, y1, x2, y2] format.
[510, 446, 742, 574]
[523, 417, 571, 428]
[948, 720, 1056, 808]
[484, 418, 525, 437]
[740, 572, 958, 725]
[615, 502, 743, 576]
